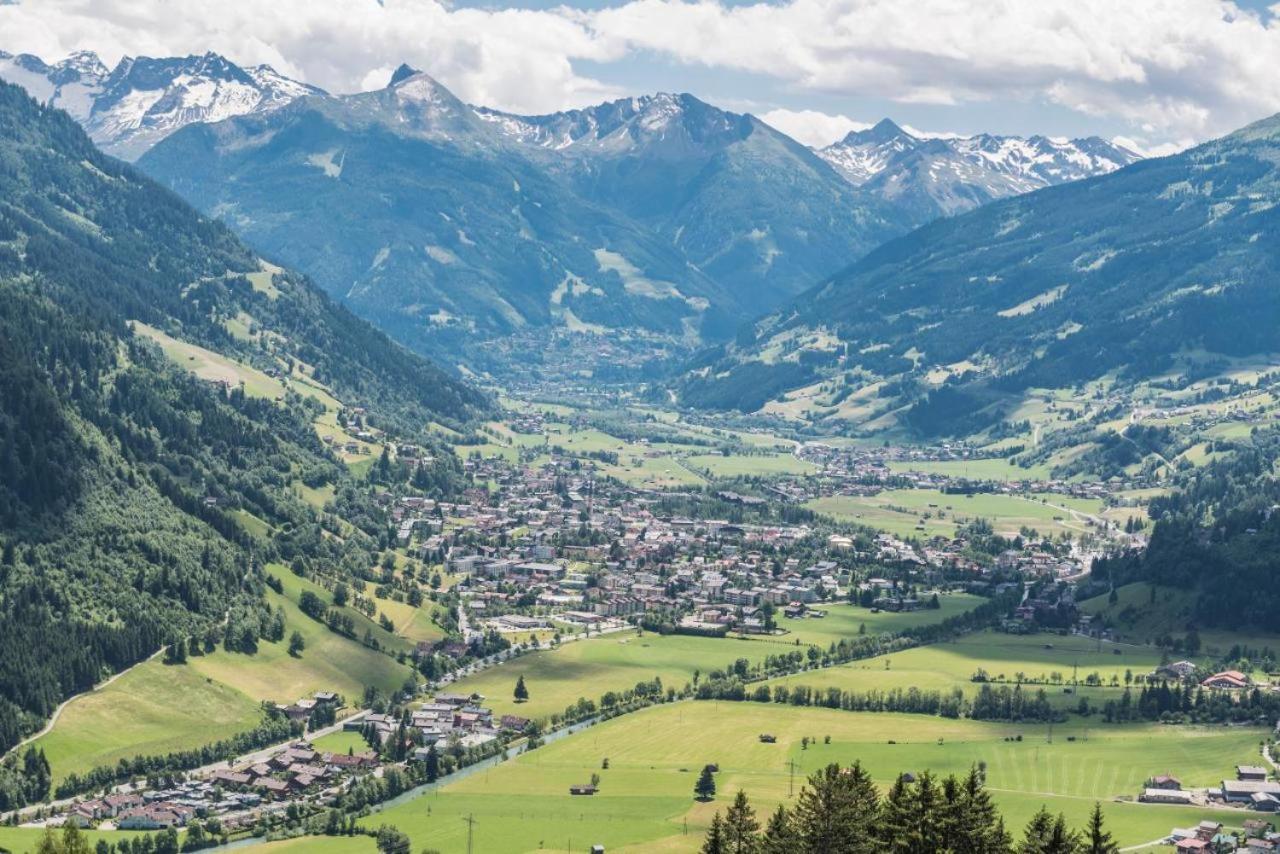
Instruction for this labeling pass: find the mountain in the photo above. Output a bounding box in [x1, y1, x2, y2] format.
[681, 114, 1280, 433]
[817, 119, 1140, 221]
[0, 49, 323, 160]
[477, 94, 902, 308]
[139, 72, 745, 359]
[0, 79, 483, 769]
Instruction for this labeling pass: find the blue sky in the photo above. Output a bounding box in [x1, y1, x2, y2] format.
[5, 0, 1280, 151]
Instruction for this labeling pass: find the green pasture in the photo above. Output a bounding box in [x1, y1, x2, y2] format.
[446, 632, 775, 720]
[776, 595, 985, 646]
[366, 702, 1259, 853]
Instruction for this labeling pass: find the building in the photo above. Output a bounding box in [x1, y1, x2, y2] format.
[1201, 670, 1250, 690]
[1239, 766, 1270, 781]
[1222, 780, 1280, 803]
[1141, 788, 1193, 805]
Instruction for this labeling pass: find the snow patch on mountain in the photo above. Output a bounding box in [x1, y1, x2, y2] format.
[817, 118, 1141, 216]
[0, 49, 323, 159]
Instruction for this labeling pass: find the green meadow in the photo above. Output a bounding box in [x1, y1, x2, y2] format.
[446, 632, 776, 720]
[683, 452, 816, 478]
[776, 595, 986, 646]
[807, 489, 1097, 539]
[28, 659, 262, 784]
[188, 567, 415, 703]
[26, 567, 418, 784]
[364, 702, 1259, 853]
[766, 631, 1163, 706]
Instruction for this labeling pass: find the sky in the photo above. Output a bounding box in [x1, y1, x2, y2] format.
[3, 0, 1280, 153]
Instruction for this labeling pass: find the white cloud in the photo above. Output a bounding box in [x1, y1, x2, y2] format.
[0, 0, 625, 114]
[759, 109, 869, 147]
[4, 0, 1280, 144]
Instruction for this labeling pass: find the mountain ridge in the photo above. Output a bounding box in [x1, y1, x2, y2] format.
[0, 49, 324, 159]
[678, 112, 1280, 434]
[816, 119, 1141, 220]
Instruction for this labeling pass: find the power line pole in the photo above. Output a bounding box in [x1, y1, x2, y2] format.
[789, 759, 797, 797]
[462, 813, 476, 854]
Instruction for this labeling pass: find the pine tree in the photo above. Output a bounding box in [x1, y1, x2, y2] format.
[792, 762, 879, 853]
[951, 766, 1010, 853]
[878, 774, 918, 850]
[424, 744, 440, 782]
[723, 789, 761, 854]
[1020, 808, 1080, 854]
[514, 674, 529, 702]
[702, 812, 727, 854]
[1083, 803, 1117, 854]
[695, 764, 718, 801]
[760, 805, 799, 854]
[34, 827, 62, 854]
[288, 630, 306, 657]
[62, 823, 92, 854]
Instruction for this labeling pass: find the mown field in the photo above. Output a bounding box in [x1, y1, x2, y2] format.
[766, 631, 1163, 707]
[362, 702, 1259, 853]
[28, 659, 262, 784]
[683, 452, 816, 478]
[446, 632, 777, 720]
[807, 489, 1097, 539]
[776, 595, 985, 646]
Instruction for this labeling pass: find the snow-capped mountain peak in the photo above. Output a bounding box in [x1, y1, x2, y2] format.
[0, 48, 324, 159]
[817, 121, 1140, 217]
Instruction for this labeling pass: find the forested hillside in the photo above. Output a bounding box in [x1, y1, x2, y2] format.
[0, 80, 484, 783]
[681, 112, 1280, 434]
[1093, 426, 1280, 630]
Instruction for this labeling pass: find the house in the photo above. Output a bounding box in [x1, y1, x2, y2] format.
[213, 770, 251, 787]
[1175, 841, 1210, 853]
[569, 784, 598, 795]
[1239, 765, 1270, 781]
[1201, 670, 1250, 690]
[1223, 780, 1280, 802]
[1148, 774, 1183, 790]
[1155, 661, 1198, 680]
[1141, 788, 1192, 805]
[500, 714, 531, 731]
[1252, 792, 1280, 812]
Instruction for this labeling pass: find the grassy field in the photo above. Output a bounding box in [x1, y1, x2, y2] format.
[29, 659, 262, 784]
[683, 453, 816, 478]
[27, 569, 415, 784]
[133, 322, 287, 400]
[188, 569, 415, 705]
[777, 595, 985, 646]
[807, 489, 1094, 539]
[766, 631, 1163, 707]
[887, 457, 1053, 481]
[0, 827, 162, 853]
[240, 837, 377, 854]
[309, 729, 370, 755]
[446, 633, 777, 720]
[366, 702, 1259, 853]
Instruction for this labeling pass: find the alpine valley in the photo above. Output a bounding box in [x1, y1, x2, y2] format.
[3, 51, 1137, 375]
[8, 29, 1280, 854]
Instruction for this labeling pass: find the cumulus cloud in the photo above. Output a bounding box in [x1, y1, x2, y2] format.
[759, 109, 870, 147]
[3, 0, 1280, 144]
[0, 0, 625, 113]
